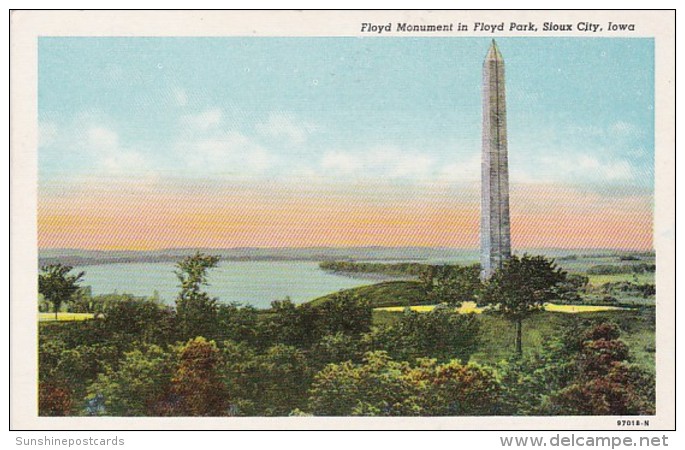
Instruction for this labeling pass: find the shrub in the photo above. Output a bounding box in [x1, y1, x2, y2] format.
[39, 382, 74, 416]
[85, 344, 175, 416]
[366, 307, 480, 363]
[169, 337, 228, 416]
[307, 351, 504, 416]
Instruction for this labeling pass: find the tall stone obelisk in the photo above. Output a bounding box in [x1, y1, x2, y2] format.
[480, 40, 511, 279]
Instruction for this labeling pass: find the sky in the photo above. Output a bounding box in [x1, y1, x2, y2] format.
[38, 37, 654, 250]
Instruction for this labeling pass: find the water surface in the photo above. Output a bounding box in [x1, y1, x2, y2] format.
[77, 261, 382, 308]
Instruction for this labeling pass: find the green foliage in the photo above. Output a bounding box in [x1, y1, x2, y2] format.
[311, 280, 427, 308]
[175, 252, 220, 340]
[307, 352, 422, 416]
[266, 292, 372, 348]
[222, 342, 312, 416]
[309, 332, 364, 370]
[168, 337, 229, 416]
[587, 263, 655, 275]
[545, 329, 655, 416]
[493, 319, 655, 416]
[38, 327, 120, 411]
[319, 261, 428, 277]
[37, 251, 656, 417]
[481, 254, 567, 355]
[556, 274, 589, 303]
[495, 339, 577, 415]
[317, 291, 372, 336]
[51, 344, 120, 397]
[307, 351, 504, 416]
[419, 264, 482, 306]
[365, 306, 480, 364]
[215, 303, 261, 345]
[86, 344, 175, 416]
[267, 299, 322, 348]
[421, 359, 506, 415]
[99, 296, 176, 346]
[482, 255, 567, 320]
[38, 264, 85, 317]
[600, 282, 655, 299]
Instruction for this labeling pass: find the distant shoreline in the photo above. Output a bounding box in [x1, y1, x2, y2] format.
[38, 255, 432, 268]
[38, 247, 655, 268]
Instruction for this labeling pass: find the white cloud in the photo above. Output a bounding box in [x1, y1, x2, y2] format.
[40, 114, 152, 178]
[87, 126, 119, 149]
[182, 108, 223, 131]
[173, 87, 188, 107]
[175, 109, 274, 177]
[610, 120, 643, 138]
[604, 160, 634, 181]
[83, 125, 151, 175]
[437, 153, 481, 183]
[256, 112, 315, 145]
[187, 131, 272, 173]
[512, 152, 635, 184]
[320, 146, 436, 180]
[99, 148, 148, 173]
[320, 151, 360, 173]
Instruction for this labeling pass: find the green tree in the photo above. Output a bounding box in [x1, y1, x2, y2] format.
[420, 264, 482, 306]
[317, 291, 372, 337]
[100, 295, 176, 345]
[38, 264, 85, 319]
[309, 332, 363, 370]
[307, 351, 504, 416]
[544, 321, 655, 415]
[481, 254, 567, 356]
[267, 298, 322, 348]
[175, 252, 220, 340]
[220, 341, 312, 416]
[421, 359, 505, 415]
[307, 351, 422, 416]
[86, 344, 175, 416]
[215, 303, 260, 345]
[366, 306, 480, 363]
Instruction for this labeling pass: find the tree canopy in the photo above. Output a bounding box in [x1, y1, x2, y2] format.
[39, 264, 85, 319]
[481, 254, 567, 355]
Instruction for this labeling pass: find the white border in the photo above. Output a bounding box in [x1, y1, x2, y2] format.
[9, 10, 675, 430]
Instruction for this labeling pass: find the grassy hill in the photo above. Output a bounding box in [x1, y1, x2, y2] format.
[310, 280, 655, 373]
[472, 308, 654, 370]
[309, 280, 427, 308]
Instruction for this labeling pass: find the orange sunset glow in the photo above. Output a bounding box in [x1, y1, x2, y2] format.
[37, 179, 653, 251]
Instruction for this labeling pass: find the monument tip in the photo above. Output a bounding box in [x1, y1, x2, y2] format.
[485, 39, 503, 62]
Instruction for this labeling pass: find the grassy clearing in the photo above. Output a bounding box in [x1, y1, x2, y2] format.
[374, 302, 483, 314]
[469, 309, 655, 371]
[371, 305, 655, 373]
[38, 312, 95, 322]
[374, 302, 626, 314]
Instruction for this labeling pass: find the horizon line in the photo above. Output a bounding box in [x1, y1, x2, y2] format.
[38, 245, 655, 253]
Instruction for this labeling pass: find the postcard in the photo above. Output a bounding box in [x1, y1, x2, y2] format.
[10, 10, 675, 430]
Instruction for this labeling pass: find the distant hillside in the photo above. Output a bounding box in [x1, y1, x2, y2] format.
[38, 247, 479, 267]
[38, 247, 654, 268]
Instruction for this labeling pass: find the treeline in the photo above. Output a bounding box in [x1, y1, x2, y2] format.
[40, 293, 483, 416]
[319, 261, 430, 277]
[40, 297, 654, 416]
[587, 264, 656, 275]
[38, 253, 655, 417]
